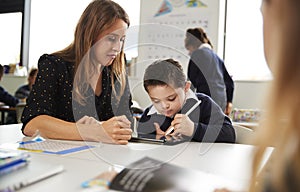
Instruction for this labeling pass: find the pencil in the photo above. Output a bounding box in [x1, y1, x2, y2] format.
[165, 100, 202, 136]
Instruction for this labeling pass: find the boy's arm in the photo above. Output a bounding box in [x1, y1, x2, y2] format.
[191, 95, 236, 143]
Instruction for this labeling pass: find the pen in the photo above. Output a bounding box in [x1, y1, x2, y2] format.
[132, 117, 138, 137]
[165, 100, 202, 136]
[12, 165, 64, 191]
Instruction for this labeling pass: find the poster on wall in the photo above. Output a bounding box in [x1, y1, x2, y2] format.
[137, 0, 222, 73]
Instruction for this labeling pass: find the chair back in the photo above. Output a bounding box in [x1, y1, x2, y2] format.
[15, 104, 25, 123]
[233, 124, 255, 144]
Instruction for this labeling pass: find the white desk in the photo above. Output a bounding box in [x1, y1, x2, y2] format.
[0, 124, 273, 192]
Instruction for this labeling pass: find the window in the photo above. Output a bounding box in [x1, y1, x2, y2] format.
[0, 0, 24, 69]
[0, 12, 22, 67]
[224, 0, 272, 80]
[28, 0, 140, 69]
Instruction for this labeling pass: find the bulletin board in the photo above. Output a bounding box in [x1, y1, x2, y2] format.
[136, 0, 223, 72]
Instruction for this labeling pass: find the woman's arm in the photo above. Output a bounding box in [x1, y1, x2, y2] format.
[23, 115, 81, 140]
[23, 114, 132, 144]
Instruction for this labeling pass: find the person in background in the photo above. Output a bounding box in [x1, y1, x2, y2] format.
[6, 68, 37, 124]
[0, 64, 19, 107]
[0, 64, 20, 124]
[184, 27, 234, 116]
[21, 0, 133, 144]
[15, 68, 38, 100]
[138, 58, 235, 143]
[215, 0, 300, 191]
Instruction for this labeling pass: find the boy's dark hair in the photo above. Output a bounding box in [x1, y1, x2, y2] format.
[143, 58, 186, 92]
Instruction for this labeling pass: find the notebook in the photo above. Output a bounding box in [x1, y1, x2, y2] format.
[18, 139, 95, 155]
[82, 156, 246, 192]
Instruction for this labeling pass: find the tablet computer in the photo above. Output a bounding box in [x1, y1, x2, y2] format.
[130, 134, 191, 145]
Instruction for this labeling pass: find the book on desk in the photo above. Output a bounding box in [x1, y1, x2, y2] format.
[82, 156, 245, 192]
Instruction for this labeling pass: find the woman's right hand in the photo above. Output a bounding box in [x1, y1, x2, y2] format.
[101, 115, 132, 144]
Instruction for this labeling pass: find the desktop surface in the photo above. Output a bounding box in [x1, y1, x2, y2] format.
[0, 124, 273, 192]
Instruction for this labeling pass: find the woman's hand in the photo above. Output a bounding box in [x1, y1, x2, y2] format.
[170, 114, 194, 137]
[77, 115, 99, 124]
[76, 115, 132, 144]
[101, 115, 132, 145]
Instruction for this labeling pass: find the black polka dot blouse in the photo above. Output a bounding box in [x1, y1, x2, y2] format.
[21, 54, 133, 132]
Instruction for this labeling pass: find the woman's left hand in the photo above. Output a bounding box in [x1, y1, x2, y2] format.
[77, 115, 99, 124]
[101, 115, 132, 144]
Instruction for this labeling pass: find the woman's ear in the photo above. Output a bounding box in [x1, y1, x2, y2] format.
[184, 81, 191, 93]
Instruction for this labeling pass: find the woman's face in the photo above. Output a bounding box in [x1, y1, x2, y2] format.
[93, 19, 128, 66]
[147, 84, 189, 117]
[184, 37, 197, 56]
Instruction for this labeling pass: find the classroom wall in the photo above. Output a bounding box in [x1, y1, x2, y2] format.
[0, 75, 27, 95]
[232, 80, 271, 110]
[0, 76, 271, 111]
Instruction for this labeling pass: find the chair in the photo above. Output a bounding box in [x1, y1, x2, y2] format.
[15, 104, 25, 123]
[233, 124, 255, 145]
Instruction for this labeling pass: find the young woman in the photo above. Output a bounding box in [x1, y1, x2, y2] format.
[22, 0, 133, 144]
[215, 0, 300, 191]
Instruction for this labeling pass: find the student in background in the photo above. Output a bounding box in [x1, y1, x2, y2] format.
[15, 68, 38, 100]
[0, 64, 19, 107]
[138, 58, 235, 143]
[21, 0, 133, 144]
[6, 68, 37, 124]
[0, 64, 20, 124]
[215, 0, 300, 191]
[184, 27, 234, 116]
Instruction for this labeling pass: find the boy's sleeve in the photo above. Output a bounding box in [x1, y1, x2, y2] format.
[190, 95, 236, 143]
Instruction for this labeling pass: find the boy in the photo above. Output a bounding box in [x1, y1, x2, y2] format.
[138, 59, 235, 143]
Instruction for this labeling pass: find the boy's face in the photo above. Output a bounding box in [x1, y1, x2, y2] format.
[147, 84, 189, 117]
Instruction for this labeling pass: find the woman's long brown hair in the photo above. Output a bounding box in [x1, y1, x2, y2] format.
[250, 0, 300, 191]
[53, 0, 130, 105]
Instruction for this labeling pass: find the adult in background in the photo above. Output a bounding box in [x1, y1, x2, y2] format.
[184, 27, 234, 116]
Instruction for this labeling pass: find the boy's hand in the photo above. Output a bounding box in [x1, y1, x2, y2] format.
[170, 114, 194, 137]
[154, 122, 165, 135]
